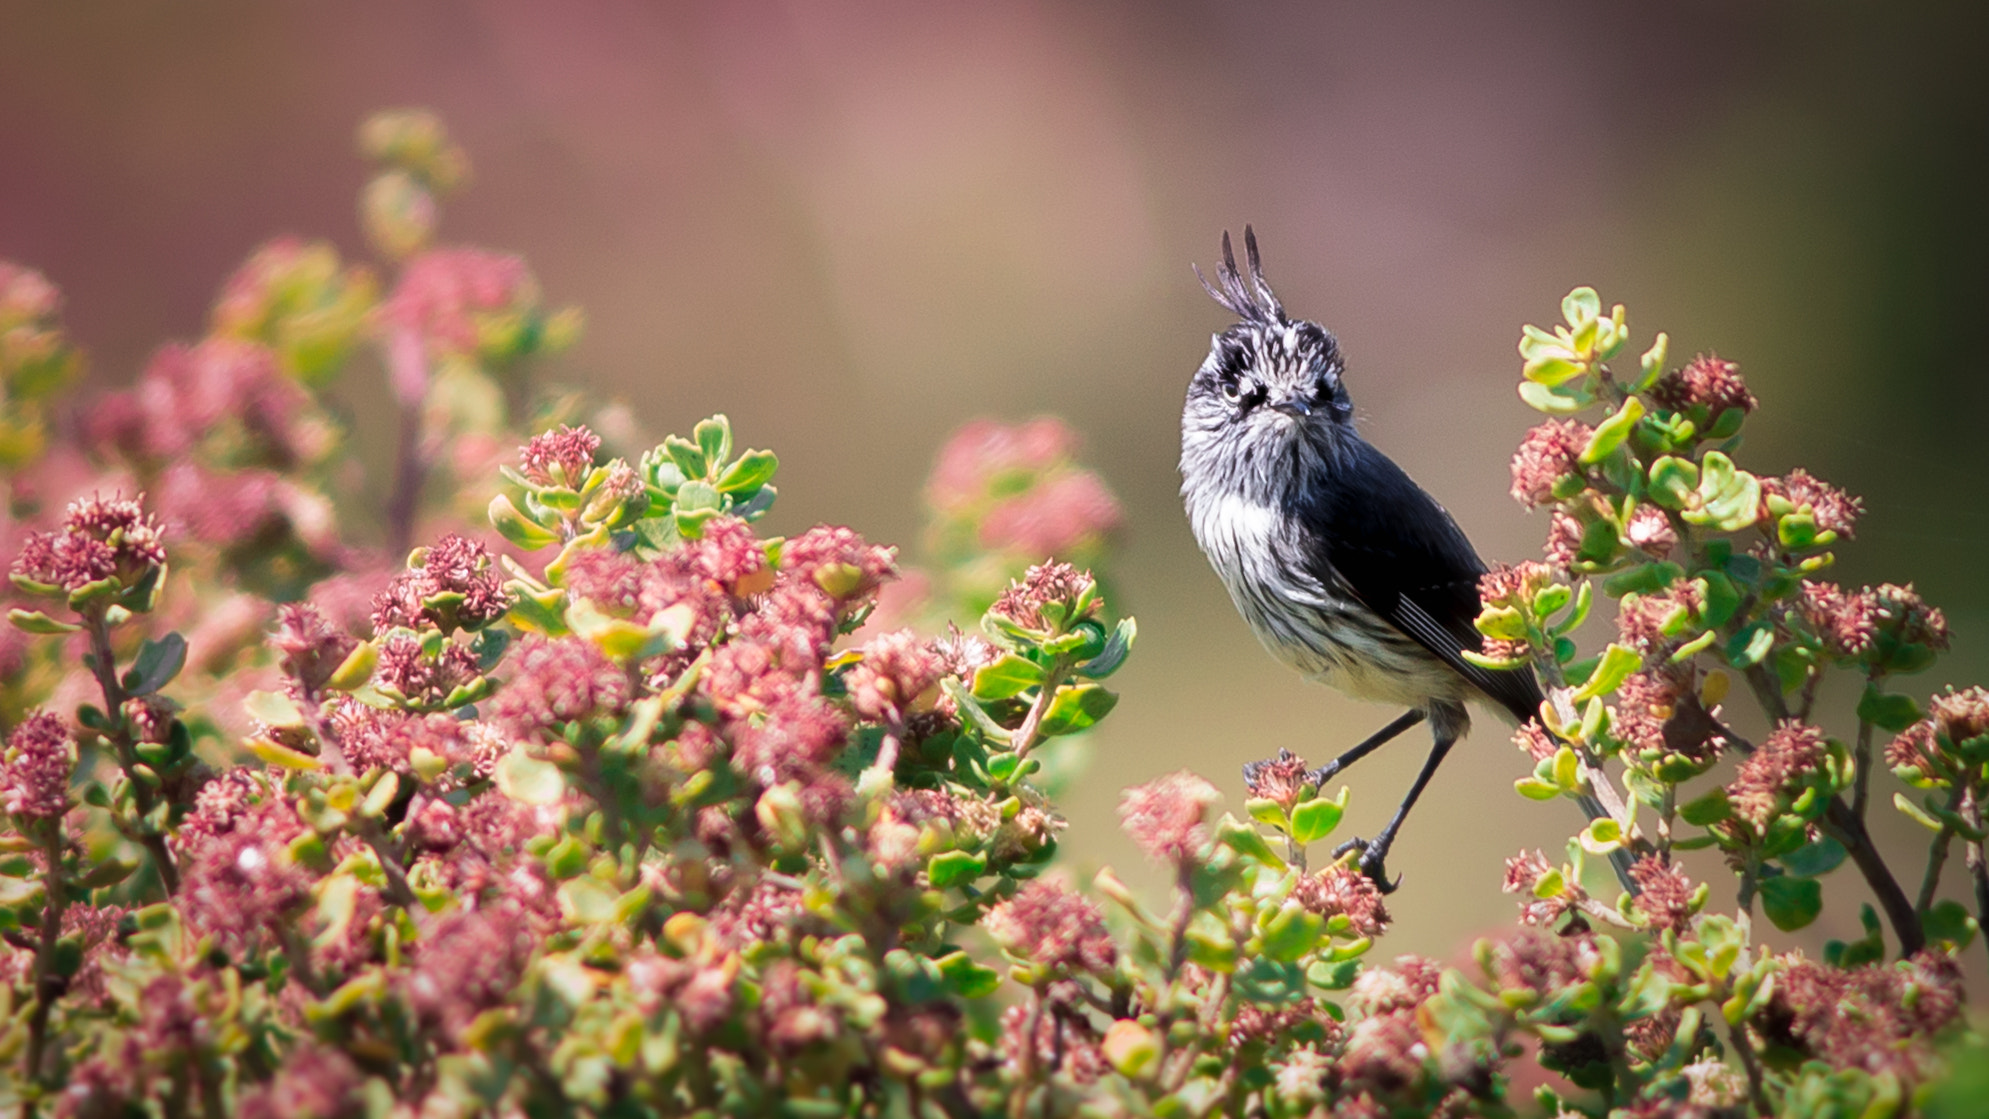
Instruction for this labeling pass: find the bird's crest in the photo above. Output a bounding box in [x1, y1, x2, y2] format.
[1196, 226, 1286, 325]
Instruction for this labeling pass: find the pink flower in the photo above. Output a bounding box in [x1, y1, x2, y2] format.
[488, 635, 630, 738]
[12, 492, 165, 594]
[370, 532, 511, 633]
[988, 562, 1097, 633]
[1118, 770, 1219, 863]
[1763, 468, 1862, 539]
[983, 879, 1117, 973]
[1293, 865, 1390, 937]
[405, 903, 539, 1040]
[843, 629, 945, 722]
[926, 418, 1076, 513]
[1651, 353, 1756, 417]
[779, 524, 897, 605]
[1508, 420, 1592, 507]
[1629, 856, 1695, 933]
[977, 472, 1123, 558]
[2, 710, 73, 819]
[382, 247, 536, 360]
[1727, 720, 1830, 829]
[517, 424, 599, 489]
[1241, 748, 1312, 808]
[271, 603, 359, 696]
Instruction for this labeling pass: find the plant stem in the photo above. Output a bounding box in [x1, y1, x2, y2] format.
[83, 612, 178, 895]
[1821, 797, 1924, 955]
[1010, 657, 1073, 762]
[1726, 1017, 1773, 1116]
[21, 819, 69, 1091]
[1915, 784, 1966, 915]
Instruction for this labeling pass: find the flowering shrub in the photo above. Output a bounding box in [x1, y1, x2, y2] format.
[0, 111, 1981, 1118]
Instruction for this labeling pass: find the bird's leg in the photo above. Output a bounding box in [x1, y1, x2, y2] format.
[1305, 709, 1425, 786]
[1333, 720, 1460, 894]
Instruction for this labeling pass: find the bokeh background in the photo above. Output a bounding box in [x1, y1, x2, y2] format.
[4, 1, 1987, 969]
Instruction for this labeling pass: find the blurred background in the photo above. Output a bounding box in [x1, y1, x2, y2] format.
[4, 1, 1986, 968]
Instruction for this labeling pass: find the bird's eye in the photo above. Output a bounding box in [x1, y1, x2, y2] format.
[1222, 377, 1251, 405]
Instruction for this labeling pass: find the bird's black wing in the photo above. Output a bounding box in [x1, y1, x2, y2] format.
[1297, 439, 1545, 725]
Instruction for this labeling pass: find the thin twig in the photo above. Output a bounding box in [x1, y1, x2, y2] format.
[84, 613, 179, 895]
[22, 819, 70, 1092]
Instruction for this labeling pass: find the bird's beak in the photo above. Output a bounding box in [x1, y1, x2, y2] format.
[1270, 396, 1312, 418]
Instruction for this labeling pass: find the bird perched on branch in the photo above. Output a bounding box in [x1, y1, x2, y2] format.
[1179, 227, 1563, 891]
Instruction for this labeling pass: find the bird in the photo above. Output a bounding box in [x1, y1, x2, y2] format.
[1178, 226, 1550, 891]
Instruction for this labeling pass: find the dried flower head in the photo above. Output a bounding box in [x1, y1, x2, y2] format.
[1118, 770, 1219, 863]
[518, 424, 600, 489]
[1293, 865, 1390, 937]
[1509, 420, 1592, 507]
[1543, 508, 1585, 570]
[1728, 720, 1831, 830]
[983, 879, 1117, 974]
[373, 631, 482, 707]
[1765, 951, 1964, 1084]
[2, 710, 74, 819]
[1479, 561, 1555, 611]
[989, 561, 1097, 633]
[1650, 353, 1756, 417]
[1241, 748, 1312, 808]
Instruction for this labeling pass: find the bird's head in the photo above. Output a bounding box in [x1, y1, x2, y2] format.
[1182, 228, 1353, 494]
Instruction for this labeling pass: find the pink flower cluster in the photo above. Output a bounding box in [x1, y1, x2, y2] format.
[88, 339, 323, 468]
[1, 710, 73, 820]
[926, 418, 1122, 560]
[381, 247, 536, 360]
[12, 492, 166, 594]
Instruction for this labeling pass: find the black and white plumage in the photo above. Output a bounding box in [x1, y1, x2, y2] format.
[1179, 227, 1544, 888]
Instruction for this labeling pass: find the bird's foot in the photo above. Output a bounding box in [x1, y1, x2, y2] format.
[1330, 836, 1401, 895]
[1304, 762, 1340, 788]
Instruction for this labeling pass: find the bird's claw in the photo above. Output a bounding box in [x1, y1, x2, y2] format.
[1303, 763, 1340, 788]
[1331, 836, 1402, 895]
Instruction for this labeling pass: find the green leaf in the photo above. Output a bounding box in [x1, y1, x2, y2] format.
[1646, 457, 1699, 509]
[1562, 287, 1602, 328]
[1724, 621, 1776, 669]
[488, 493, 559, 549]
[716, 450, 777, 495]
[1518, 378, 1595, 415]
[1923, 900, 1978, 951]
[1697, 571, 1740, 628]
[8, 608, 78, 635]
[1075, 617, 1136, 680]
[927, 850, 986, 889]
[244, 689, 306, 729]
[1602, 561, 1684, 599]
[1893, 792, 1945, 833]
[935, 951, 1002, 998]
[1759, 875, 1822, 931]
[1289, 792, 1347, 845]
[1037, 684, 1118, 737]
[1580, 397, 1645, 464]
[1856, 687, 1921, 733]
[663, 435, 706, 481]
[971, 654, 1046, 700]
[1258, 904, 1323, 963]
[1678, 787, 1731, 826]
[1515, 777, 1561, 800]
[246, 736, 323, 770]
[124, 633, 187, 697]
[1572, 643, 1641, 702]
[1781, 837, 1845, 878]
[694, 415, 732, 471]
[1634, 331, 1669, 391]
[495, 750, 565, 806]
